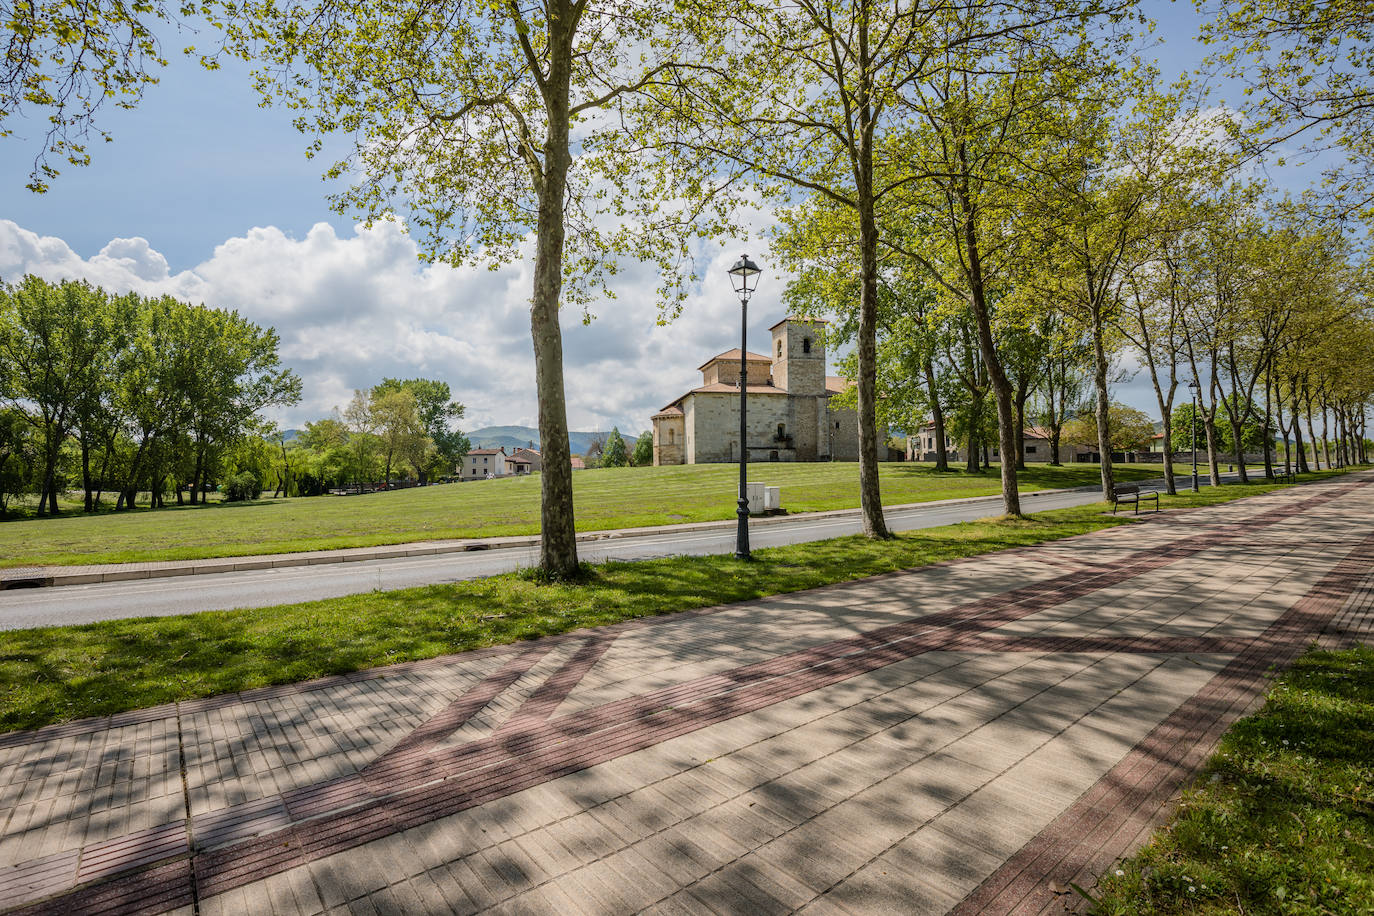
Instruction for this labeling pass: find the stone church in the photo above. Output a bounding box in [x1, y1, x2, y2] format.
[652, 317, 860, 465]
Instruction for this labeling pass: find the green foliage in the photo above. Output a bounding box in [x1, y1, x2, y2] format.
[222, 471, 262, 502]
[631, 432, 653, 467]
[1096, 646, 1374, 915]
[2, 0, 174, 191]
[1062, 402, 1157, 452]
[601, 427, 628, 468]
[0, 275, 299, 514]
[1172, 399, 1269, 455]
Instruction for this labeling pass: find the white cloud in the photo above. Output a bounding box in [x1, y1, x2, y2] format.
[0, 218, 796, 434]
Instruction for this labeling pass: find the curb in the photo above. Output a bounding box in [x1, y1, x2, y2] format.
[0, 477, 1178, 591]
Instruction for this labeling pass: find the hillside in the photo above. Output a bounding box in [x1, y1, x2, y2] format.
[468, 425, 638, 455]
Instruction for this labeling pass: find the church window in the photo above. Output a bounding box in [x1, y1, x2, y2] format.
[802, 337, 812, 354]
[835, 421, 840, 429]
[777, 423, 786, 438]
[668, 429, 675, 444]
[776, 340, 783, 357]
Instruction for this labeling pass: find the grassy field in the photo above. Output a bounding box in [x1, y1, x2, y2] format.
[0, 474, 1341, 734]
[1092, 646, 1374, 915]
[0, 461, 1195, 568]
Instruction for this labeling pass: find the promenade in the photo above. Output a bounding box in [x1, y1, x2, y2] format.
[2, 472, 1371, 915]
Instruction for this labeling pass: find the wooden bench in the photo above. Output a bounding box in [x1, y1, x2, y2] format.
[1111, 483, 1159, 515]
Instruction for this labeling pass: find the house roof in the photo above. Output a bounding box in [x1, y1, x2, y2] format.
[506, 454, 533, 464]
[468, 447, 505, 456]
[768, 316, 829, 332]
[688, 383, 788, 395]
[696, 349, 772, 371]
[569, 457, 586, 469]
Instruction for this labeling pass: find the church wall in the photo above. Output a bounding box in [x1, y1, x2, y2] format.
[652, 414, 685, 466]
[686, 392, 793, 463]
[827, 403, 860, 461]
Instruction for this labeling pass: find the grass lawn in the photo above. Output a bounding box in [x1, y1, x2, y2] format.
[0, 473, 1346, 735]
[1091, 645, 1374, 916]
[0, 461, 1195, 568]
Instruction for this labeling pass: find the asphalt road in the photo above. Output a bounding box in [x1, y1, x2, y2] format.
[0, 480, 1187, 631]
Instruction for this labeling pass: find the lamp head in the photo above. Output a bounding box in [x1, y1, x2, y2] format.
[728, 254, 762, 301]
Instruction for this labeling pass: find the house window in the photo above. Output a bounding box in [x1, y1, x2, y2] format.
[802, 337, 812, 354]
[1026, 445, 1037, 455]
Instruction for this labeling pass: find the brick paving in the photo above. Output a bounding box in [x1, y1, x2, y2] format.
[1, 473, 1371, 915]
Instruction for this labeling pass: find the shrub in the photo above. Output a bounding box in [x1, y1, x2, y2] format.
[223, 471, 262, 502]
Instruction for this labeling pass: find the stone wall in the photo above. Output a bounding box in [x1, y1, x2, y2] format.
[827, 404, 860, 461]
[652, 414, 685, 466]
[771, 320, 827, 397]
[687, 391, 793, 463]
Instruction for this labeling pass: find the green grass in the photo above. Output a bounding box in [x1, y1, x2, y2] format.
[0, 462, 1192, 568]
[0, 474, 1344, 735]
[1091, 645, 1374, 916]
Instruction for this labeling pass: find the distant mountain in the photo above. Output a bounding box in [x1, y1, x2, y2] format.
[467, 425, 642, 456]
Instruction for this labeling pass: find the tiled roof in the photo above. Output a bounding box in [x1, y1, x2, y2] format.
[768, 316, 828, 331]
[689, 383, 788, 395]
[468, 447, 505, 456]
[652, 406, 684, 418]
[825, 376, 850, 394]
[696, 349, 772, 370]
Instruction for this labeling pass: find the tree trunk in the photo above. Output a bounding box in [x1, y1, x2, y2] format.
[958, 187, 1019, 515]
[1262, 369, 1274, 479]
[80, 437, 94, 512]
[530, 13, 580, 577]
[1090, 315, 1114, 501]
[854, 128, 889, 538]
[1014, 379, 1028, 471]
[923, 357, 948, 472]
[1320, 400, 1332, 468]
[1159, 404, 1176, 495]
[966, 419, 979, 472]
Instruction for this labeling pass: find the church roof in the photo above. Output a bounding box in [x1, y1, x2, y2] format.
[696, 349, 772, 371]
[769, 316, 829, 332]
[825, 376, 850, 394]
[689, 383, 787, 395]
[652, 406, 683, 419]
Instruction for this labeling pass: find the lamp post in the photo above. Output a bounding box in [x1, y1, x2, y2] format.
[1188, 380, 1200, 492]
[728, 254, 761, 561]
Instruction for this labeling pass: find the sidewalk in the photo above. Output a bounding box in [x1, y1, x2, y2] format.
[1, 472, 1369, 915]
[0, 484, 1103, 590]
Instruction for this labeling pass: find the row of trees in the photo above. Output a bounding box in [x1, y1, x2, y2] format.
[9, 0, 1374, 573]
[0, 276, 300, 515]
[582, 429, 653, 469]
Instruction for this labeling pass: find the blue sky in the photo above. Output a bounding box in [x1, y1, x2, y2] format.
[0, 0, 1304, 432]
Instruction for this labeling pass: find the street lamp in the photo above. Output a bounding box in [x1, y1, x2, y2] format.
[1188, 380, 1200, 492]
[728, 254, 761, 560]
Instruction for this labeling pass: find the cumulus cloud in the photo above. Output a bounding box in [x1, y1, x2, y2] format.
[0, 218, 795, 434]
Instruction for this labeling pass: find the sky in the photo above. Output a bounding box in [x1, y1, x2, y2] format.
[0, 0, 1285, 434]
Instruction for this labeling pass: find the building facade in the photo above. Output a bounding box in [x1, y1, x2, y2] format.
[652, 318, 860, 466]
[462, 447, 507, 479]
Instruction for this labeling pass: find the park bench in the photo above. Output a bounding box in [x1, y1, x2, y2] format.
[1110, 483, 1159, 515]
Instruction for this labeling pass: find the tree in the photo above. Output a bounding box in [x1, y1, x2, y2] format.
[602, 428, 628, 468]
[1063, 402, 1155, 453]
[374, 378, 468, 480]
[632, 432, 653, 467]
[368, 388, 429, 482]
[215, 0, 718, 579]
[0, 277, 106, 513]
[2, 0, 178, 191]
[1205, 0, 1374, 216]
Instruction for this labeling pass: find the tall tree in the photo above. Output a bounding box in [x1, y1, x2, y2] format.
[216, 0, 718, 577]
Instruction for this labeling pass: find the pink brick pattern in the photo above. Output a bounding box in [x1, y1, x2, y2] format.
[0, 473, 1369, 915]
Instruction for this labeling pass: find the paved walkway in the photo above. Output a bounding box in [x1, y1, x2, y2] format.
[1, 473, 1371, 915]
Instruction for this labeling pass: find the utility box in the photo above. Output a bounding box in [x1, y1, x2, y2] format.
[746, 482, 766, 514]
[764, 486, 781, 511]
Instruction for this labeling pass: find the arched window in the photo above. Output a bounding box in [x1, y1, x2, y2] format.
[776, 340, 783, 357]
[802, 337, 812, 354]
[777, 423, 786, 438]
[668, 429, 675, 444]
